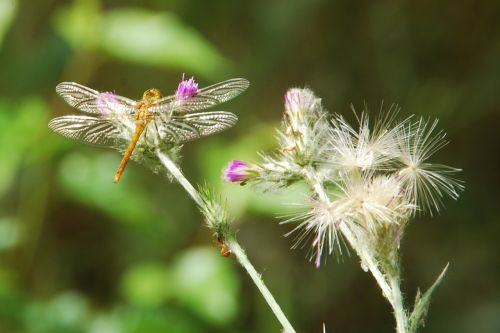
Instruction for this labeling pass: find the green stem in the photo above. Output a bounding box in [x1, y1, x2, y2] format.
[339, 224, 393, 301]
[156, 149, 203, 206]
[227, 239, 296, 333]
[302, 167, 408, 333]
[389, 275, 407, 333]
[155, 149, 296, 333]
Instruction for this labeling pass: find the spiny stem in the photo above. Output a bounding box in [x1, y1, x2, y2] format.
[156, 149, 297, 333]
[227, 239, 296, 333]
[156, 149, 203, 207]
[389, 275, 407, 333]
[302, 167, 407, 333]
[338, 224, 393, 301]
[305, 168, 392, 299]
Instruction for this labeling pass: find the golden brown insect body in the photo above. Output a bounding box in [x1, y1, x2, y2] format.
[216, 238, 232, 257]
[114, 88, 162, 183]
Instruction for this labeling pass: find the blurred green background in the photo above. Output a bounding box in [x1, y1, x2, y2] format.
[0, 0, 499, 332]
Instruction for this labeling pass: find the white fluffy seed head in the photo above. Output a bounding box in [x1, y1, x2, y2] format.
[336, 173, 413, 232]
[396, 118, 464, 215]
[247, 89, 463, 265]
[284, 198, 345, 267]
[328, 109, 406, 173]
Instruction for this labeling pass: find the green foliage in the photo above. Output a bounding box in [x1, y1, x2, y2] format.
[57, 152, 161, 225]
[408, 264, 450, 333]
[121, 263, 172, 308]
[115, 307, 201, 333]
[0, 217, 18, 251]
[0, 266, 23, 323]
[171, 247, 239, 324]
[52, 0, 100, 50]
[53, 0, 229, 78]
[0, 0, 16, 48]
[99, 9, 228, 78]
[0, 98, 52, 196]
[121, 247, 240, 324]
[24, 292, 89, 333]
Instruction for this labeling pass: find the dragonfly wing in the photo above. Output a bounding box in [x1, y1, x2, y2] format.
[48, 115, 126, 148]
[56, 82, 136, 115]
[162, 111, 238, 143]
[150, 78, 249, 114]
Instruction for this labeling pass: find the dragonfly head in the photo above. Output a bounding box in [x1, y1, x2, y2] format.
[143, 88, 162, 101]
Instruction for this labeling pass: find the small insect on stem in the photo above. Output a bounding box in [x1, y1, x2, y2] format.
[216, 237, 232, 257]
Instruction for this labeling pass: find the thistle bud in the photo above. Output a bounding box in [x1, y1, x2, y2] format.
[223, 160, 258, 183]
[284, 88, 321, 131]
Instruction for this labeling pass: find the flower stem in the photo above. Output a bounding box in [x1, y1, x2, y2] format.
[339, 224, 393, 301]
[156, 149, 296, 333]
[302, 167, 408, 333]
[156, 149, 203, 207]
[389, 275, 407, 333]
[227, 239, 296, 333]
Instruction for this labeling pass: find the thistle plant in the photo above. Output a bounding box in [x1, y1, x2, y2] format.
[224, 88, 463, 333]
[49, 73, 463, 332]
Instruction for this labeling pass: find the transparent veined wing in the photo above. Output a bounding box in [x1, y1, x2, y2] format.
[158, 111, 238, 143]
[149, 78, 249, 114]
[56, 82, 137, 115]
[48, 115, 127, 148]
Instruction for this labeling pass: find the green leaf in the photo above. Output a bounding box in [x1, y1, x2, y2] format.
[53, 2, 230, 78]
[115, 307, 201, 333]
[0, 0, 17, 48]
[408, 263, 449, 333]
[171, 247, 239, 324]
[0, 97, 51, 197]
[99, 8, 229, 77]
[57, 152, 160, 225]
[121, 263, 172, 308]
[0, 217, 19, 252]
[24, 292, 89, 333]
[88, 314, 121, 333]
[52, 0, 101, 50]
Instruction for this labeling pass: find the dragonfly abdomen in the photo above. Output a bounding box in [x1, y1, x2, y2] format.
[114, 120, 148, 183]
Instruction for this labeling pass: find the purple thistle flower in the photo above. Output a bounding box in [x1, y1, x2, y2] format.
[224, 160, 254, 182]
[176, 74, 199, 99]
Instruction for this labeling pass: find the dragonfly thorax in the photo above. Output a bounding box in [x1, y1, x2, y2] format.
[135, 88, 162, 122]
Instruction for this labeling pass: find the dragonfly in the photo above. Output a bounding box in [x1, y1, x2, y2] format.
[49, 77, 249, 183]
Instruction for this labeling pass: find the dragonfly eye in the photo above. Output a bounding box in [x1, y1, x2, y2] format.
[143, 88, 162, 101]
